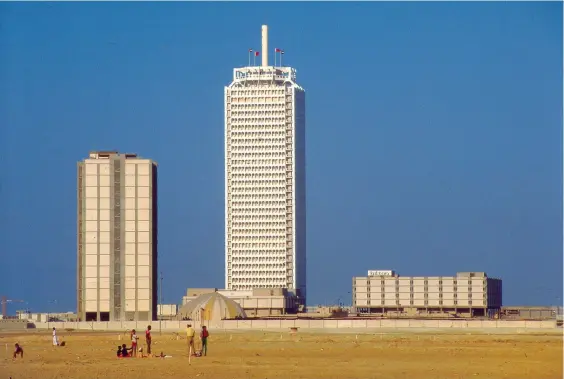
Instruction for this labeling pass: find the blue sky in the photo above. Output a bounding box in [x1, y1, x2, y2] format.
[0, 2, 561, 313]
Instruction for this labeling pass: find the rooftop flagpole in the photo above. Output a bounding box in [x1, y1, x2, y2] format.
[275, 48, 281, 67]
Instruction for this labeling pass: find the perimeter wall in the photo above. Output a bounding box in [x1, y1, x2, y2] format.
[28, 319, 558, 331]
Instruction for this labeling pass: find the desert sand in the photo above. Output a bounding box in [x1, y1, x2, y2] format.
[1, 329, 562, 379]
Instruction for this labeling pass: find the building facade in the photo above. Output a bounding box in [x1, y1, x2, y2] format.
[182, 288, 299, 317]
[352, 270, 502, 317]
[224, 25, 307, 306]
[77, 151, 158, 321]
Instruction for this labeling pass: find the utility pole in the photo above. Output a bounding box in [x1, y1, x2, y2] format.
[159, 272, 163, 335]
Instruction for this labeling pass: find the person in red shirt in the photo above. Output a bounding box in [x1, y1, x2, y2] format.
[200, 326, 209, 356]
[145, 325, 152, 355]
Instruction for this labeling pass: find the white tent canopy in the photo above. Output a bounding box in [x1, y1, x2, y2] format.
[177, 292, 247, 321]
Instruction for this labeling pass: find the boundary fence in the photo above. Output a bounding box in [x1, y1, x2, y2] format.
[24, 318, 558, 332]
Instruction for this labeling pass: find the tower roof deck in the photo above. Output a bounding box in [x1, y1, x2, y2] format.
[231, 66, 297, 85]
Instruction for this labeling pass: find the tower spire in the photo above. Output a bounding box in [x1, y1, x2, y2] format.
[261, 25, 268, 67]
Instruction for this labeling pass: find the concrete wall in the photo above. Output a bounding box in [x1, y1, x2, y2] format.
[30, 318, 558, 332]
[0, 320, 35, 330]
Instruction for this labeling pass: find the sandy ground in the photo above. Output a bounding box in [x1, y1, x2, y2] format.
[0, 329, 562, 379]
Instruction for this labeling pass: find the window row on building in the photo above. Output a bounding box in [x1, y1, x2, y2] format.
[230, 202, 291, 209]
[227, 145, 291, 152]
[229, 231, 287, 237]
[83, 221, 152, 233]
[230, 89, 286, 95]
[230, 214, 288, 220]
[229, 120, 288, 126]
[228, 124, 290, 131]
[230, 193, 289, 200]
[230, 279, 287, 284]
[228, 133, 291, 141]
[230, 260, 288, 265]
[82, 209, 152, 221]
[230, 138, 289, 145]
[82, 242, 152, 254]
[354, 299, 487, 307]
[230, 114, 287, 120]
[229, 180, 289, 186]
[228, 151, 289, 158]
[230, 110, 287, 117]
[82, 187, 152, 199]
[228, 223, 291, 231]
[229, 157, 288, 164]
[230, 231, 287, 237]
[355, 292, 488, 299]
[231, 257, 287, 262]
[231, 268, 287, 273]
[229, 172, 288, 178]
[229, 97, 286, 104]
[228, 171, 290, 178]
[228, 248, 288, 254]
[83, 198, 152, 210]
[82, 163, 153, 176]
[230, 242, 288, 248]
[229, 130, 289, 137]
[83, 175, 152, 187]
[355, 278, 488, 285]
[228, 103, 286, 110]
[229, 206, 288, 212]
[82, 231, 151, 244]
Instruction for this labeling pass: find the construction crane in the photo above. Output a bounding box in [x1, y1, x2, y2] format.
[1, 296, 25, 318]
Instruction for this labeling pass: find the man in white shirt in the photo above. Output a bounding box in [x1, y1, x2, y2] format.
[52, 327, 59, 346]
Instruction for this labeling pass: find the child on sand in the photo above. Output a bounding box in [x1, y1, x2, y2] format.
[13, 343, 23, 359]
[131, 329, 139, 357]
[119, 344, 132, 357]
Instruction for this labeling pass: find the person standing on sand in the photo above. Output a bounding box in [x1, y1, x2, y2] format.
[52, 327, 59, 346]
[145, 325, 152, 355]
[131, 329, 139, 357]
[186, 323, 195, 355]
[200, 326, 209, 356]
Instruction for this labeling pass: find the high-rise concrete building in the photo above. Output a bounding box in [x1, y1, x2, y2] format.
[224, 25, 307, 305]
[77, 151, 158, 322]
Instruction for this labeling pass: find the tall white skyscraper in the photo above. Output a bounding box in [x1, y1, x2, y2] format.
[224, 25, 306, 305]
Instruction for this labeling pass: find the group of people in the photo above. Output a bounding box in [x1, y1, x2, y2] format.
[186, 324, 209, 357]
[117, 326, 152, 358]
[13, 327, 63, 360]
[13, 323, 212, 361]
[117, 323, 210, 358]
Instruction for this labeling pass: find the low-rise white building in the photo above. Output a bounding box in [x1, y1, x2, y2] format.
[182, 288, 298, 317]
[352, 270, 502, 317]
